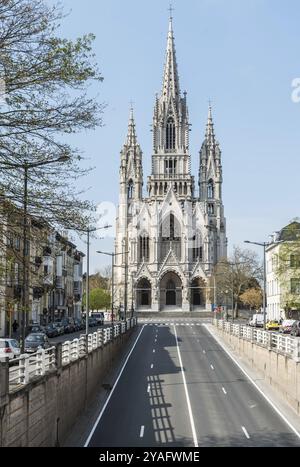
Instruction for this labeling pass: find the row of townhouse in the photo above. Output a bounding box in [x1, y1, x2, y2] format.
[0, 203, 84, 337]
[266, 221, 300, 321]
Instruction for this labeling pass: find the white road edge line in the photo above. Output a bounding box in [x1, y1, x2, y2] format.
[242, 426, 250, 439]
[203, 324, 300, 440]
[173, 325, 198, 448]
[84, 325, 145, 447]
[140, 425, 145, 438]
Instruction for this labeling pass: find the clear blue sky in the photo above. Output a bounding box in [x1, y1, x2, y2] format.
[50, 0, 300, 272]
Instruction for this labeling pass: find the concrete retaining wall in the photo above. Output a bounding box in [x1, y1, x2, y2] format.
[0, 329, 134, 447]
[213, 326, 300, 415]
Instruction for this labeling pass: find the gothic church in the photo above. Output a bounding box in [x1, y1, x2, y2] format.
[115, 16, 227, 312]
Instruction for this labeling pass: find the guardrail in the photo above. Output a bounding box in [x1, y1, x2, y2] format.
[213, 319, 300, 360]
[8, 318, 137, 391]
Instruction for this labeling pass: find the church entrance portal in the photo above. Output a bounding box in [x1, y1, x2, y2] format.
[160, 272, 182, 309]
[191, 277, 206, 308]
[136, 278, 152, 308]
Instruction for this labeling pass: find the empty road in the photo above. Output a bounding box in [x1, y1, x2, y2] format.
[85, 319, 300, 447]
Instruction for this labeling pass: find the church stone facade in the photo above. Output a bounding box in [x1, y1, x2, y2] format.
[115, 17, 227, 313]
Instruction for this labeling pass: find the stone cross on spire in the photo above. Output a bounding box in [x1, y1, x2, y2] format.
[125, 106, 138, 148]
[161, 10, 180, 101]
[205, 103, 216, 147]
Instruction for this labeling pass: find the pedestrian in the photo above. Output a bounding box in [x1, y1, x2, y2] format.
[12, 319, 19, 334]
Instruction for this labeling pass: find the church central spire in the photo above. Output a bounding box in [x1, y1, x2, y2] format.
[161, 17, 180, 101]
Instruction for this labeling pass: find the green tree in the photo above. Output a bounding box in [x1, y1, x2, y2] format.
[213, 246, 263, 317]
[83, 288, 111, 311]
[0, 0, 104, 231]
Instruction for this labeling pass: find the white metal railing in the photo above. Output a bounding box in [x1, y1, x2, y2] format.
[8, 318, 137, 390]
[9, 347, 56, 387]
[212, 319, 299, 359]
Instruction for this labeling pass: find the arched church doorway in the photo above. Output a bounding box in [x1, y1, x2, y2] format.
[160, 272, 182, 309]
[191, 277, 206, 309]
[136, 278, 152, 308]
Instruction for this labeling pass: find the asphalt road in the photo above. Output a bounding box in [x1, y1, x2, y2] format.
[85, 319, 300, 447]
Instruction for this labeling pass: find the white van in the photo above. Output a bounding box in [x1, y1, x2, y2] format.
[248, 314, 264, 328]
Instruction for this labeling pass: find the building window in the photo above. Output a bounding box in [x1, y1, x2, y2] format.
[165, 159, 177, 176]
[192, 234, 203, 262]
[15, 236, 21, 251]
[166, 117, 176, 150]
[290, 254, 300, 268]
[291, 278, 300, 294]
[128, 180, 134, 199]
[139, 236, 149, 262]
[207, 180, 214, 199]
[14, 263, 20, 285]
[208, 203, 214, 215]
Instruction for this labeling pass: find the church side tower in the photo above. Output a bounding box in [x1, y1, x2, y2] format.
[147, 17, 194, 200]
[199, 105, 227, 260]
[119, 108, 143, 212]
[115, 109, 143, 307]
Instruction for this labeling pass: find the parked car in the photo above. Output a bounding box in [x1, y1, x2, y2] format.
[45, 323, 59, 338]
[265, 320, 280, 331]
[0, 338, 20, 361]
[53, 322, 65, 335]
[59, 318, 75, 334]
[88, 317, 97, 327]
[26, 323, 45, 336]
[24, 333, 51, 353]
[290, 321, 300, 337]
[74, 318, 83, 331]
[248, 314, 264, 328]
[91, 312, 104, 326]
[279, 320, 296, 334]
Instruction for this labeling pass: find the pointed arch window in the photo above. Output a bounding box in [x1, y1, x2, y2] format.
[128, 179, 134, 199]
[139, 235, 149, 262]
[192, 232, 203, 262]
[166, 117, 176, 150]
[207, 179, 214, 199]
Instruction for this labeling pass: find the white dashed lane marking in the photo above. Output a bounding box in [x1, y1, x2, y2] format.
[242, 426, 250, 439]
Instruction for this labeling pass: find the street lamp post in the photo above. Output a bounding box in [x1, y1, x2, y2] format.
[244, 240, 269, 330]
[77, 224, 111, 336]
[0, 156, 69, 352]
[96, 251, 128, 327]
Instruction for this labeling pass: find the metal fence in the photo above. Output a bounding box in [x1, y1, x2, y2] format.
[8, 318, 137, 391]
[213, 319, 300, 360]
